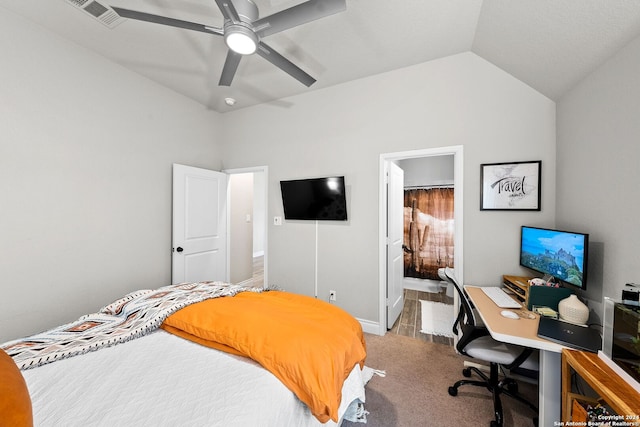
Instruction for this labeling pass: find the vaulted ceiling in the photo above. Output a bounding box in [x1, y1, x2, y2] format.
[3, 0, 640, 112]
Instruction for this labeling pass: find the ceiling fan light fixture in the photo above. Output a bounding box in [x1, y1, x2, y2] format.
[225, 25, 258, 55]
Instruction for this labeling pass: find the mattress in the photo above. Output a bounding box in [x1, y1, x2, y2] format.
[22, 329, 371, 426]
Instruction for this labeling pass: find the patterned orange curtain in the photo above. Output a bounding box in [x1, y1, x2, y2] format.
[403, 188, 454, 280]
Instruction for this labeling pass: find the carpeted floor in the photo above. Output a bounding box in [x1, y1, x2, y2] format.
[343, 333, 538, 427]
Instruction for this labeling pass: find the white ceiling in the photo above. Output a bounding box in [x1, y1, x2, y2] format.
[3, 0, 640, 112]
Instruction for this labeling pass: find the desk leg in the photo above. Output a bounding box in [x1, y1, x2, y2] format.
[539, 350, 561, 425]
[561, 351, 571, 422]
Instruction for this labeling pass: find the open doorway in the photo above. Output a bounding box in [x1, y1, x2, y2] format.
[226, 166, 268, 288]
[378, 146, 463, 339]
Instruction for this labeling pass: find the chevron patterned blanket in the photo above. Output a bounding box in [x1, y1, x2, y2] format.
[1, 282, 264, 370]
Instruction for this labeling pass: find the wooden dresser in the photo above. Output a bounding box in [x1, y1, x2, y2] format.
[561, 348, 640, 422]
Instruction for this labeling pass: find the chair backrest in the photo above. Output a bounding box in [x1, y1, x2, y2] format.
[442, 267, 478, 327]
[440, 267, 490, 354]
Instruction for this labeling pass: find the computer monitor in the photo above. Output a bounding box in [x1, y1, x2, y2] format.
[520, 226, 589, 290]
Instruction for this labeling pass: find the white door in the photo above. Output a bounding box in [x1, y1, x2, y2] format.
[387, 161, 404, 329]
[172, 164, 228, 284]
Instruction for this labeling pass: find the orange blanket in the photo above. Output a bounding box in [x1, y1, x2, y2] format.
[161, 291, 366, 423]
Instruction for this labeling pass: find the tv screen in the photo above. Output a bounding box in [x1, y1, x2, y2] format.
[520, 226, 589, 289]
[611, 302, 640, 388]
[280, 176, 347, 221]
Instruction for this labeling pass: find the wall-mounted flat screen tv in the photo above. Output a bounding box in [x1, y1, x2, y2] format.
[520, 225, 589, 289]
[280, 176, 347, 221]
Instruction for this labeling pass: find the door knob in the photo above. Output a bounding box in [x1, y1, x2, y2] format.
[176, 247, 184, 252]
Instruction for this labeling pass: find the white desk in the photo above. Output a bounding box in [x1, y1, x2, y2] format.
[465, 285, 565, 426]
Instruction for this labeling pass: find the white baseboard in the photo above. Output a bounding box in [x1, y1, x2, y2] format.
[357, 318, 385, 336]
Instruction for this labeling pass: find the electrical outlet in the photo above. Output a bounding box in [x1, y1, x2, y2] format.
[329, 290, 336, 302]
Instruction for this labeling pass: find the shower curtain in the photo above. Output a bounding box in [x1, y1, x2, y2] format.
[403, 187, 454, 280]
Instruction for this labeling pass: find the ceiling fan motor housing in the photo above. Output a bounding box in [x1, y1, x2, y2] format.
[232, 0, 259, 23]
[223, 0, 260, 54]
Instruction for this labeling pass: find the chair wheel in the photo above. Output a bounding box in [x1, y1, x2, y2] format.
[490, 422, 499, 427]
[462, 367, 472, 377]
[506, 382, 518, 394]
[448, 386, 458, 396]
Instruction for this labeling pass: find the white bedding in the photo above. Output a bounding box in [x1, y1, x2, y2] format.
[23, 329, 371, 426]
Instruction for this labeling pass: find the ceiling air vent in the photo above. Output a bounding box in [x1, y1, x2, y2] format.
[65, 0, 123, 28]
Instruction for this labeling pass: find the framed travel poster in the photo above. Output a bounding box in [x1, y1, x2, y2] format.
[480, 160, 541, 211]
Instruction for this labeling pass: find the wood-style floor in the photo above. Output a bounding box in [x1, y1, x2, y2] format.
[390, 288, 455, 347]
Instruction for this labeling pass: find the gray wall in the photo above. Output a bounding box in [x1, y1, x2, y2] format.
[229, 173, 254, 283]
[0, 8, 222, 342]
[399, 156, 454, 187]
[253, 171, 266, 257]
[220, 52, 556, 325]
[557, 33, 640, 318]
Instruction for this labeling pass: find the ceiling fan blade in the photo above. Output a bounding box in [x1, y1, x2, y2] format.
[214, 0, 240, 22]
[256, 42, 316, 87]
[112, 7, 223, 35]
[254, 0, 346, 38]
[218, 50, 243, 86]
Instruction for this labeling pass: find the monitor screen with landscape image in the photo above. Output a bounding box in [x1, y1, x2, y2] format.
[520, 226, 589, 289]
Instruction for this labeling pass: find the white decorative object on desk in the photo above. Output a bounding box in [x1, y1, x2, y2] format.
[558, 294, 589, 325]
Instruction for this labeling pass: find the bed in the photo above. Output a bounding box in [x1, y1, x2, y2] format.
[0, 282, 372, 426]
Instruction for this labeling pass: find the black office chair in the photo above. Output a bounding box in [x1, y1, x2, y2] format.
[441, 267, 539, 427]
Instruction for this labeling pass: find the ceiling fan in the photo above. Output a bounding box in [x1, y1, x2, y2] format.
[112, 0, 346, 87]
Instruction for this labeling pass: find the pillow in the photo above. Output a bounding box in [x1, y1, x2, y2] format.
[0, 348, 33, 427]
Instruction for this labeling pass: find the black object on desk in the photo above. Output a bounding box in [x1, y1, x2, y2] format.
[527, 285, 573, 311]
[537, 317, 602, 353]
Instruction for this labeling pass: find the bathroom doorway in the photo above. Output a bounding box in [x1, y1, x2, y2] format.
[379, 146, 463, 343]
[401, 156, 455, 294]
